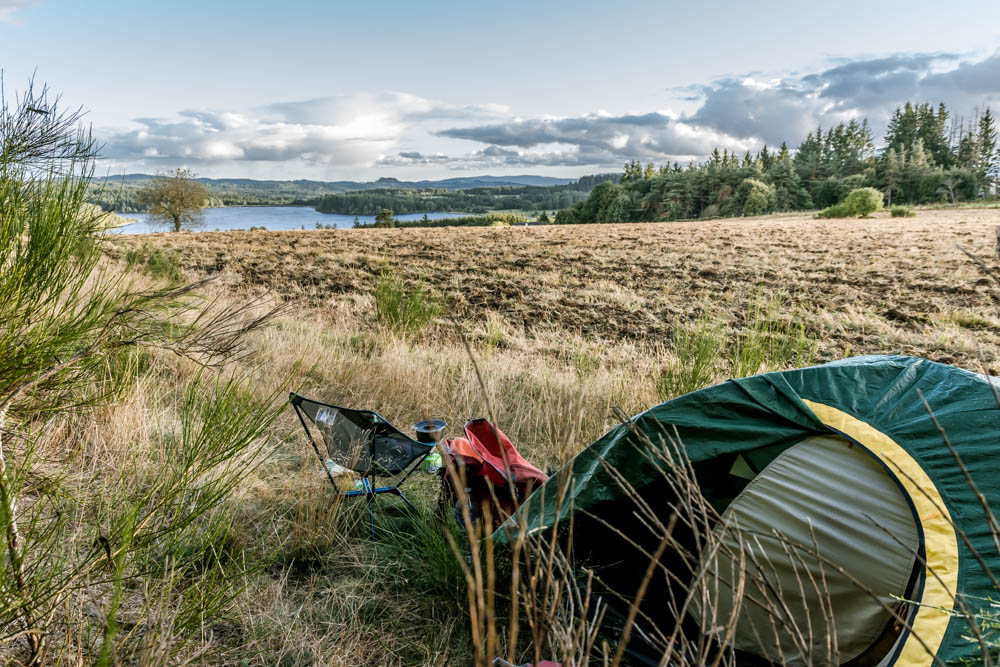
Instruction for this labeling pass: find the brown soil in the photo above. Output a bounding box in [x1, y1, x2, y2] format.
[111, 208, 1000, 371]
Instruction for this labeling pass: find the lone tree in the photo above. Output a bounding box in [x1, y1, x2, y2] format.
[139, 168, 207, 232]
[374, 208, 395, 228]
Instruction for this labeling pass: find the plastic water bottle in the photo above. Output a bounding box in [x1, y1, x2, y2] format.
[422, 451, 443, 473]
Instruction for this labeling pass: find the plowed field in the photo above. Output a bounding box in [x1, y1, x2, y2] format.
[112, 208, 1000, 371]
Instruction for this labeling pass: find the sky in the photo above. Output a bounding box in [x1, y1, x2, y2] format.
[3, 0, 1000, 181]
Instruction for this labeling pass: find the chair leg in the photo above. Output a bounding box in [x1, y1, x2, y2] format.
[395, 489, 417, 514]
[365, 478, 376, 542]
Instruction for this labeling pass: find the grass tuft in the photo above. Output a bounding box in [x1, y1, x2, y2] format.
[657, 315, 725, 400]
[733, 294, 817, 377]
[374, 267, 446, 335]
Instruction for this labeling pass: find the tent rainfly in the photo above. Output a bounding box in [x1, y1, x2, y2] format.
[496, 355, 1000, 666]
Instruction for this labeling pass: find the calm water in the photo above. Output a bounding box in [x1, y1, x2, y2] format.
[113, 206, 471, 234]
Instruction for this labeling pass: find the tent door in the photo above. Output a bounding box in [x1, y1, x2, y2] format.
[697, 434, 920, 665]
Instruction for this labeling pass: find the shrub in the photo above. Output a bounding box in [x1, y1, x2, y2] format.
[737, 178, 777, 217]
[125, 242, 183, 282]
[374, 268, 444, 334]
[700, 203, 722, 219]
[815, 175, 866, 208]
[890, 206, 916, 218]
[814, 203, 853, 219]
[843, 187, 883, 217]
[815, 188, 884, 219]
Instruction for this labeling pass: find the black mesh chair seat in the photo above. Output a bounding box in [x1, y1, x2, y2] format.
[289, 393, 433, 540]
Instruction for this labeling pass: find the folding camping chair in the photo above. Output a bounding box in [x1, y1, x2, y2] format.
[289, 393, 434, 540]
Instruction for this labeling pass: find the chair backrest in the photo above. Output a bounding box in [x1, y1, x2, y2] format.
[291, 394, 431, 475]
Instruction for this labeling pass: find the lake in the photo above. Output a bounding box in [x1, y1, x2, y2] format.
[113, 206, 472, 234]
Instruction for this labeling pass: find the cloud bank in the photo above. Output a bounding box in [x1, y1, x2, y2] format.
[407, 51, 1000, 170]
[102, 93, 509, 172]
[102, 51, 1000, 175]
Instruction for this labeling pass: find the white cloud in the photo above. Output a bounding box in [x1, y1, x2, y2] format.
[0, 0, 36, 24]
[101, 92, 508, 171]
[432, 112, 758, 168]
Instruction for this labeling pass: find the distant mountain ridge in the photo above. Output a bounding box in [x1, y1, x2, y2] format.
[101, 173, 575, 191]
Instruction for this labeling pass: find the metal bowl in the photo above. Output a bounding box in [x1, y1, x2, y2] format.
[413, 419, 447, 443]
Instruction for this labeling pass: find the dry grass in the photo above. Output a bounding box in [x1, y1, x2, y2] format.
[77, 208, 1000, 664]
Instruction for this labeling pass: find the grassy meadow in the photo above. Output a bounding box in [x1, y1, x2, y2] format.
[60, 206, 998, 664]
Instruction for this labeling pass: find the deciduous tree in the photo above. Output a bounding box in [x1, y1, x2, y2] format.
[139, 168, 207, 232]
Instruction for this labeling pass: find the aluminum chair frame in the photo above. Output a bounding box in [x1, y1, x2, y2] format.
[289, 392, 432, 540]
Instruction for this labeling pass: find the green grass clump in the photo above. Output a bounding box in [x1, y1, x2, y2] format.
[375, 506, 470, 605]
[733, 295, 817, 377]
[125, 242, 183, 281]
[657, 296, 818, 401]
[657, 315, 725, 400]
[890, 205, 916, 218]
[374, 269, 445, 335]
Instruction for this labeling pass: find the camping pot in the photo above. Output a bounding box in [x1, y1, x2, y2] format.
[413, 419, 447, 443]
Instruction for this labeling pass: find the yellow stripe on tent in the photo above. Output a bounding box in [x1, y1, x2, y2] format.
[803, 400, 959, 667]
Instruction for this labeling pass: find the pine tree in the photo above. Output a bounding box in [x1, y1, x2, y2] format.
[759, 145, 772, 171]
[978, 107, 998, 187]
[793, 128, 824, 185]
[957, 124, 978, 169]
[884, 148, 903, 207]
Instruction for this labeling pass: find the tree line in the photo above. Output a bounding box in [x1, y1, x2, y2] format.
[557, 102, 999, 224]
[92, 173, 622, 215]
[350, 210, 530, 229]
[88, 178, 327, 213]
[314, 175, 619, 215]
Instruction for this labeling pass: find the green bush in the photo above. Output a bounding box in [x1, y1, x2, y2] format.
[737, 178, 777, 217]
[890, 206, 916, 218]
[814, 203, 853, 219]
[843, 187, 883, 217]
[374, 269, 444, 335]
[125, 243, 183, 282]
[814, 174, 867, 208]
[815, 188, 884, 219]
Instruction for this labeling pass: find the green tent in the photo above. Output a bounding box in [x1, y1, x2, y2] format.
[496, 355, 999, 665]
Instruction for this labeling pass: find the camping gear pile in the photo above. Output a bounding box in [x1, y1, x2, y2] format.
[291, 355, 1000, 665]
[438, 418, 548, 533]
[290, 393, 547, 539]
